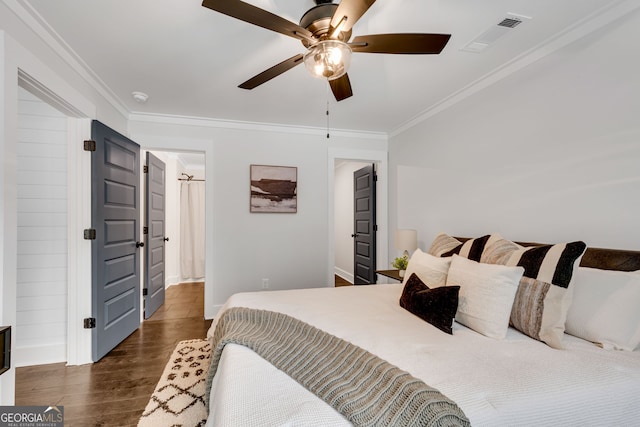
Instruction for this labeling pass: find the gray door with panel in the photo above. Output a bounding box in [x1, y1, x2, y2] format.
[352, 164, 377, 285]
[91, 120, 142, 361]
[144, 152, 166, 319]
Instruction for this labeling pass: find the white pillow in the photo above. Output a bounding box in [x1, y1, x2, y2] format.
[402, 249, 452, 288]
[446, 255, 524, 340]
[565, 267, 640, 351]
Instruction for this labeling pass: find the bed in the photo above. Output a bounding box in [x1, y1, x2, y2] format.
[205, 234, 640, 426]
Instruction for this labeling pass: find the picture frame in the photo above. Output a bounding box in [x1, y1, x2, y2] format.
[250, 165, 297, 213]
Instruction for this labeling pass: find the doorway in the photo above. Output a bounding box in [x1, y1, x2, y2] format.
[143, 150, 206, 319]
[328, 148, 388, 287]
[334, 160, 371, 284]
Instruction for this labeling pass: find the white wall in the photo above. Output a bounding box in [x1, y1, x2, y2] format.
[15, 86, 67, 366]
[334, 161, 369, 282]
[129, 118, 387, 315]
[389, 9, 640, 252]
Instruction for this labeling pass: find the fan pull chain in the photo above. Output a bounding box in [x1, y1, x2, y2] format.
[326, 106, 330, 139]
[326, 85, 330, 139]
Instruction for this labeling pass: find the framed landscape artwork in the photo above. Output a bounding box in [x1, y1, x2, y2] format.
[250, 165, 297, 213]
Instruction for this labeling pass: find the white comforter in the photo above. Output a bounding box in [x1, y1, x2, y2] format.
[206, 284, 640, 426]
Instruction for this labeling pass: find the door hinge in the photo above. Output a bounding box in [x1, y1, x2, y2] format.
[143, 165, 148, 173]
[83, 229, 96, 240]
[83, 140, 96, 152]
[143, 226, 148, 235]
[374, 224, 378, 232]
[83, 317, 96, 329]
[373, 174, 378, 182]
[142, 288, 148, 296]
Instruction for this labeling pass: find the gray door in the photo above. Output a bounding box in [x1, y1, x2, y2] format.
[144, 152, 166, 319]
[91, 120, 141, 361]
[352, 164, 377, 284]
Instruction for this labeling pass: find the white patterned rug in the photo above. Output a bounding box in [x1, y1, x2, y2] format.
[138, 339, 211, 427]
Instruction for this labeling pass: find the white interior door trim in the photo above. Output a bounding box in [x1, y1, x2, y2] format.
[327, 148, 388, 286]
[66, 117, 93, 365]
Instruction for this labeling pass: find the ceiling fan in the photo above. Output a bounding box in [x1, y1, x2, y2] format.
[202, 0, 451, 101]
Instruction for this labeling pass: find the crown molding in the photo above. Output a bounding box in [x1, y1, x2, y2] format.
[390, 0, 640, 138]
[4, 0, 130, 119]
[129, 112, 388, 141]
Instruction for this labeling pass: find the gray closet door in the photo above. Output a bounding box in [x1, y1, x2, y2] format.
[91, 120, 141, 361]
[353, 164, 377, 284]
[144, 152, 166, 319]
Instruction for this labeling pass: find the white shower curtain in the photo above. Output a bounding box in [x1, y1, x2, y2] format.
[180, 181, 205, 279]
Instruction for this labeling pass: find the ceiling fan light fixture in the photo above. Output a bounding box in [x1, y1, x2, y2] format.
[303, 40, 352, 81]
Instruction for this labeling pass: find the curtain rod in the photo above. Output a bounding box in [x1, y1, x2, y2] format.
[179, 173, 204, 182]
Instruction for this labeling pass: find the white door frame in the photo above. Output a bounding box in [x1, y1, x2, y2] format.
[327, 148, 388, 286]
[128, 133, 215, 319]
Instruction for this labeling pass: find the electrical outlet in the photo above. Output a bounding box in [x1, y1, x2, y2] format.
[262, 278, 269, 289]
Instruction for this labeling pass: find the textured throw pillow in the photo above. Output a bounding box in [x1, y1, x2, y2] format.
[399, 273, 460, 335]
[483, 239, 587, 349]
[428, 233, 462, 257]
[446, 255, 524, 340]
[480, 235, 522, 265]
[565, 267, 640, 351]
[402, 249, 451, 288]
[429, 233, 505, 262]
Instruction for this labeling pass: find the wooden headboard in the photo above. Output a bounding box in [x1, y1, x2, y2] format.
[454, 237, 640, 272]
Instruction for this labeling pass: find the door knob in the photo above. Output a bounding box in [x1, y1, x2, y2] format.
[136, 241, 145, 248]
[164, 237, 169, 242]
[351, 233, 358, 238]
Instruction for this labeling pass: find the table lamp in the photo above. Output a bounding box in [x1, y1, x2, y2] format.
[395, 229, 418, 258]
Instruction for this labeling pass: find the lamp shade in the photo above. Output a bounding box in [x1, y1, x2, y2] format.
[395, 229, 418, 254]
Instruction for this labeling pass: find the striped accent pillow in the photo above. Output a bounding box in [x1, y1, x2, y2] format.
[429, 233, 497, 262]
[427, 233, 463, 257]
[483, 239, 587, 349]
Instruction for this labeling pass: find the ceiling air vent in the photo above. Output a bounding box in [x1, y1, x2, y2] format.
[461, 13, 531, 53]
[498, 17, 523, 29]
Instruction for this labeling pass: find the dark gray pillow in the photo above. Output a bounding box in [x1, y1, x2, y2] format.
[399, 273, 460, 335]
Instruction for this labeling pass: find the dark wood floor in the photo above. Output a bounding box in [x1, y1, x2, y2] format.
[15, 282, 211, 427]
[335, 274, 352, 287]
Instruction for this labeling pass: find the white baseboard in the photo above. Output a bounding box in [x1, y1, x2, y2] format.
[334, 267, 353, 284]
[210, 304, 224, 320]
[14, 343, 66, 367]
[165, 274, 180, 288]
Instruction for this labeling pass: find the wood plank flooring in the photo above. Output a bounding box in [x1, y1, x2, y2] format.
[15, 282, 211, 427]
[334, 274, 352, 287]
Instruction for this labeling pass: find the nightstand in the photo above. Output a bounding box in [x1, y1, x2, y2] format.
[375, 269, 403, 282]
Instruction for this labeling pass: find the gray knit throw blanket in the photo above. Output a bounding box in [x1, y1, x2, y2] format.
[206, 307, 470, 427]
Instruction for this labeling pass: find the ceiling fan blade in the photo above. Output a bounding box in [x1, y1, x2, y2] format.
[350, 33, 451, 54]
[239, 54, 304, 90]
[202, 0, 315, 44]
[329, 74, 353, 102]
[330, 0, 376, 34]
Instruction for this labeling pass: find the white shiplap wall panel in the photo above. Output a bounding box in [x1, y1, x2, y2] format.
[16, 86, 68, 366]
[18, 240, 67, 254]
[16, 295, 67, 312]
[17, 268, 66, 284]
[17, 185, 67, 199]
[16, 171, 67, 185]
[17, 227, 67, 241]
[18, 198, 67, 213]
[18, 282, 67, 298]
[18, 213, 67, 227]
[17, 254, 68, 269]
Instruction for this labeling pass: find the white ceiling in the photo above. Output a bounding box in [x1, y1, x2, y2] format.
[22, 0, 621, 134]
